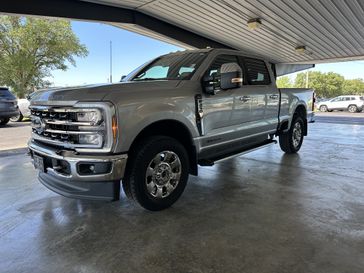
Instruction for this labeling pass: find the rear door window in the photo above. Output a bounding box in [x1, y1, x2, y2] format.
[240, 58, 271, 85]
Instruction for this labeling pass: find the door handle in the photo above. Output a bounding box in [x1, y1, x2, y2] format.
[239, 96, 251, 102]
[269, 94, 279, 99]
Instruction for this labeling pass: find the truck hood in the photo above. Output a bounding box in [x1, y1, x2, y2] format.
[30, 81, 181, 106]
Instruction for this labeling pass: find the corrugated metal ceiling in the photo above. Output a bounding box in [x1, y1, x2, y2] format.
[87, 0, 364, 64]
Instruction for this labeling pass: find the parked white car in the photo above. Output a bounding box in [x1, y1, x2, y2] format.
[10, 95, 32, 122]
[317, 95, 364, 113]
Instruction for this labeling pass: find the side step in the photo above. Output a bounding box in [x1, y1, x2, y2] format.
[198, 139, 277, 166]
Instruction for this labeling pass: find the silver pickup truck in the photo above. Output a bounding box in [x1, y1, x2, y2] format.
[28, 48, 314, 210]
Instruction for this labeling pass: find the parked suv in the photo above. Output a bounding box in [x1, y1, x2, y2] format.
[317, 95, 364, 113]
[0, 87, 18, 126]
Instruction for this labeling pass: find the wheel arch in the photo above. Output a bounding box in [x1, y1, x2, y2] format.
[279, 104, 308, 135]
[127, 119, 198, 176]
[293, 104, 308, 136]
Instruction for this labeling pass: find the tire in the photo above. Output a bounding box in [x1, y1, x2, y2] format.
[0, 118, 10, 126]
[122, 136, 189, 211]
[319, 105, 328, 112]
[10, 111, 23, 122]
[348, 105, 358, 113]
[279, 115, 304, 154]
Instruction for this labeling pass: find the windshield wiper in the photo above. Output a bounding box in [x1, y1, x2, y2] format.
[133, 78, 166, 81]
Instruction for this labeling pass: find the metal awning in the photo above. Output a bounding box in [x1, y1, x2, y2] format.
[1, 0, 364, 66]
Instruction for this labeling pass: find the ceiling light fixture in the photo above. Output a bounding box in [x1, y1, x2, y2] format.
[247, 18, 262, 30]
[295, 46, 306, 54]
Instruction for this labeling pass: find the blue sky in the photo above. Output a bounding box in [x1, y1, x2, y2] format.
[50, 21, 364, 86]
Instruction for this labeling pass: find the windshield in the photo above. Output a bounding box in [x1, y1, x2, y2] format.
[132, 52, 207, 81]
[0, 88, 16, 100]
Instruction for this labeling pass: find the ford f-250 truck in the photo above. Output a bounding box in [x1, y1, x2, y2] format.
[28, 48, 314, 211]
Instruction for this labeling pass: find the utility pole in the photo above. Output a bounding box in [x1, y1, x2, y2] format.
[109, 41, 113, 83]
[306, 70, 309, 88]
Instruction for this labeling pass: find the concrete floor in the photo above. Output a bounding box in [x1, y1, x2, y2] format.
[1, 122, 364, 273]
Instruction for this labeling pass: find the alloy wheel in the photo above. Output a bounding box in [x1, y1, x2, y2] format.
[145, 151, 182, 198]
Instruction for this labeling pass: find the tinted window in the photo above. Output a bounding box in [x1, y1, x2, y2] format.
[0, 88, 16, 100]
[133, 52, 206, 81]
[242, 58, 271, 85]
[344, 97, 351, 101]
[206, 55, 239, 77]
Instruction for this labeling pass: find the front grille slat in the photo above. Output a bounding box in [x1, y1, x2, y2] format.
[30, 107, 104, 149]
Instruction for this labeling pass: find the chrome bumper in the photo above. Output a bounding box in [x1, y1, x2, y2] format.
[28, 140, 128, 201]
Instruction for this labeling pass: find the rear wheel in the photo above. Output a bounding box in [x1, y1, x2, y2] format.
[319, 105, 328, 112]
[122, 136, 189, 211]
[0, 118, 10, 126]
[10, 111, 23, 122]
[279, 115, 304, 154]
[348, 105, 358, 113]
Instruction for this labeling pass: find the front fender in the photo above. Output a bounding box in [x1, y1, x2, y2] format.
[115, 102, 198, 153]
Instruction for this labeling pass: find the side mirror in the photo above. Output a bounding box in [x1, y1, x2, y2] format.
[120, 75, 126, 82]
[202, 74, 219, 95]
[220, 62, 243, 90]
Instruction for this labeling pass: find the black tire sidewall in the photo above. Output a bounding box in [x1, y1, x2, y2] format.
[128, 136, 189, 210]
[0, 118, 10, 125]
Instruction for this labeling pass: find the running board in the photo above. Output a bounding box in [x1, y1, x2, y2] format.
[198, 139, 277, 166]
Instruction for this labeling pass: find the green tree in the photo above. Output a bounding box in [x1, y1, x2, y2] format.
[0, 16, 88, 98]
[342, 78, 364, 95]
[276, 76, 292, 88]
[295, 71, 344, 98]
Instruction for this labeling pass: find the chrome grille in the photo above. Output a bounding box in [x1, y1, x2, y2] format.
[30, 106, 105, 149]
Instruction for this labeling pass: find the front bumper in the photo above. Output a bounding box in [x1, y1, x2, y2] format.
[28, 140, 127, 201]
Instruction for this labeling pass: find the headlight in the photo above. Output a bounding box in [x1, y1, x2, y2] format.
[76, 110, 102, 124]
[78, 134, 103, 145]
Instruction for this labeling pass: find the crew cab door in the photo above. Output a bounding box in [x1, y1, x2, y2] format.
[200, 55, 238, 138]
[233, 57, 279, 134]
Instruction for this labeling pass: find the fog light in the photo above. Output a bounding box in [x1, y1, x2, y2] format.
[78, 162, 112, 175]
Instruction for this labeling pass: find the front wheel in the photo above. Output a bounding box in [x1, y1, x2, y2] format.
[10, 111, 23, 122]
[319, 105, 328, 112]
[122, 136, 189, 211]
[279, 116, 304, 154]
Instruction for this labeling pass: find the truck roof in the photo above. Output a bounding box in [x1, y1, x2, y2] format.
[162, 48, 266, 61]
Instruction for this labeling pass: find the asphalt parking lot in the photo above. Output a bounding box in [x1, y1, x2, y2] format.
[1, 116, 364, 272]
[0, 121, 31, 154]
[314, 111, 364, 125]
